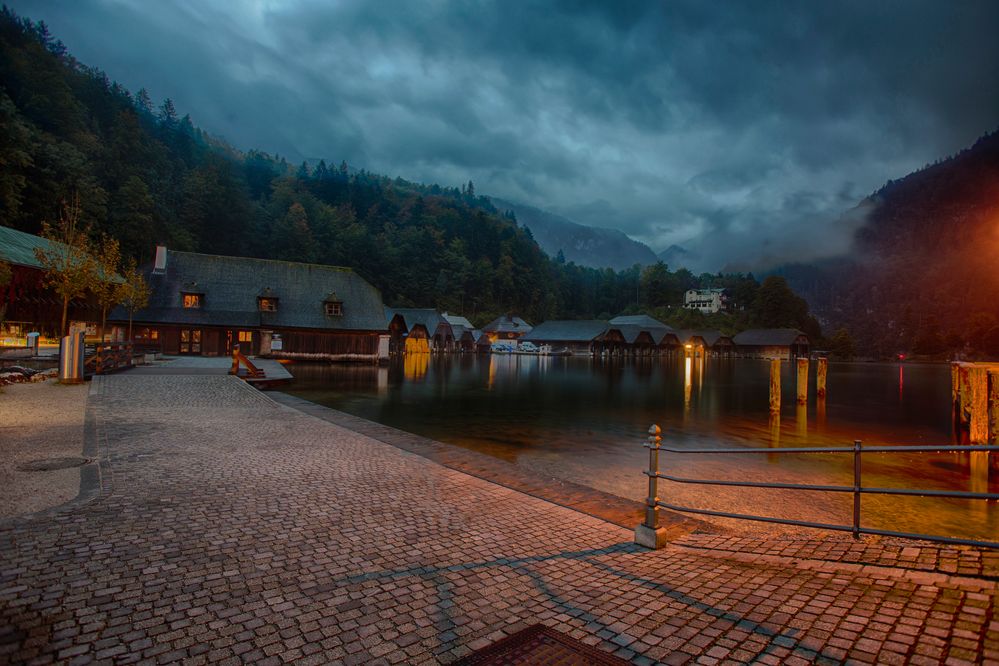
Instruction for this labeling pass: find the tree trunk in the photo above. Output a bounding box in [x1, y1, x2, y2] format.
[61, 296, 69, 337]
[100, 307, 107, 343]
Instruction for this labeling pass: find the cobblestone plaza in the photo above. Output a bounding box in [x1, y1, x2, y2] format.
[1, 375, 997, 664]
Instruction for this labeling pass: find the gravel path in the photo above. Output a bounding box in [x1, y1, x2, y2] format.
[0, 379, 88, 518]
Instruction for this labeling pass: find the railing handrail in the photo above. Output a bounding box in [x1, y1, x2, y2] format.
[637, 424, 999, 550]
[653, 444, 999, 454]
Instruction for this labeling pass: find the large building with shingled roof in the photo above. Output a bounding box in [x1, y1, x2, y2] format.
[108, 246, 389, 361]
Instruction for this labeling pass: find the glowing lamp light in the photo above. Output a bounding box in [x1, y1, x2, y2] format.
[685, 343, 692, 349]
[898, 353, 906, 361]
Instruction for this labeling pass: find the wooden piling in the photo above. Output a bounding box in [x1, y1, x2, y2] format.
[969, 366, 989, 444]
[816, 357, 828, 399]
[796, 357, 808, 404]
[769, 358, 781, 414]
[989, 370, 999, 446]
[951, 362, 961, 428]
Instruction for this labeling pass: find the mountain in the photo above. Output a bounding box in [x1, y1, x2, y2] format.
[489, 197, 658, 270]
[778, 129, 999, 357]
[657, 244, 698, 270]
[0, 8, 664, 326]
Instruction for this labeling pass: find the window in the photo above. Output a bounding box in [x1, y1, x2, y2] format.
[258, 297, 278, 312]
[325, 301, 343, 316]
[183, 293, 202, 308]
[238, 330, 253, 343]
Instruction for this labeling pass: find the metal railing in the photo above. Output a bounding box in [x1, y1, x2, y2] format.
[640, 425, 999, 549]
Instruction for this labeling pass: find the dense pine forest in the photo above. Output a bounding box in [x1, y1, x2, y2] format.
[0, 8, 821, 336]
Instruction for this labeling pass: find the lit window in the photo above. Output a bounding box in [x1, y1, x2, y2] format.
[238, 331, 253, 343]
[258, 298, 278, 312]
[325, 301, 343, 316]
[183, 293, 202, 308]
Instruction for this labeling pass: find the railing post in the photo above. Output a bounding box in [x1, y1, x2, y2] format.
[635, 424, 670, 549]
[853, 439, 862, 539]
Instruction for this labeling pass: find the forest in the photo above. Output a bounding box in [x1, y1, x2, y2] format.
[0, 8, 821, 340]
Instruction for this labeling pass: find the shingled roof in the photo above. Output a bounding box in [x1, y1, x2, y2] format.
[674, 329, 731, 347]
[733, 328, 809, 346]
[111, 249, 386, 331]
[608, 314, 674, 332]
[0, 225, 121, 282]
[482, 314, 533, 335]
[387, 308, 450, 336]
[522, 320, 608, 342]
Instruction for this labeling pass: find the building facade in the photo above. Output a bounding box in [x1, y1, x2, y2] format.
[683, 288, 727, 314]
[109, 247, 389, 362]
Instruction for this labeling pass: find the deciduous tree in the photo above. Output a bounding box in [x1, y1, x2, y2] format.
[34, 194, 96, 336]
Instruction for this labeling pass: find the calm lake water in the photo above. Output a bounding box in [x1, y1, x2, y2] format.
[285, 355, 998, 541]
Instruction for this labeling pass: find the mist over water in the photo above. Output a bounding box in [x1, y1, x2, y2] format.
[287, 356, 997, 541]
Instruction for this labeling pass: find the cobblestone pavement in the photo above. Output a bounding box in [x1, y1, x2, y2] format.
[1, 375, 996, 665]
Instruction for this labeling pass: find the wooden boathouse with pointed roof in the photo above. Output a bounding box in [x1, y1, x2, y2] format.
[109, 247, 389, 362]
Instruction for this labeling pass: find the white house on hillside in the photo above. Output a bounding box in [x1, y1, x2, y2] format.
[683, 288, 726, 314]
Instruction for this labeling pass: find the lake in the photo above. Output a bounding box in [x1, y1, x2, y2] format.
[285, 355, 998, 542]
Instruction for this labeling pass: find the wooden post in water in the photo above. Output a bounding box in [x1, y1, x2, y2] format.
[951, 362, 961, 429]
[969, 366, 989, 444]
[989, 370, 999, 472]
[816, 357, 828, 399]
[769, 358, 781, 415]
[796, 357, 809, 405]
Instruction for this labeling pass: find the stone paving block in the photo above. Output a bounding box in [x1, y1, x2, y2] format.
[0, 375, 995, 665]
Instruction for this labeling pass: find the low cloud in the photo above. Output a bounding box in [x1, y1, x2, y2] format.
[14, 0, 999, 271]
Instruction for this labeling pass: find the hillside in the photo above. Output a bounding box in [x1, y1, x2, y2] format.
[489, 197, 657, 270]
[781, 130, 999, 357]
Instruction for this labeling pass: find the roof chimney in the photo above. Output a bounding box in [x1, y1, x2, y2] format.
[152, 245, 167, 274]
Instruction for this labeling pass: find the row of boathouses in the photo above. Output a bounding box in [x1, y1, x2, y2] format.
[1, 234, 810, 362]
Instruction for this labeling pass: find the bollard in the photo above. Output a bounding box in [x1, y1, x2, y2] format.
[816, 357, 827, 399]
[769, 358, 781, 414]
[796, 357, 809, 405]
[635, 424, 670, 549]
[58, 332, 85, 384]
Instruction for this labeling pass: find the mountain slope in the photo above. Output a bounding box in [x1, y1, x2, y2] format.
[782, 130, 999, 356]
[490, 197, 657, 270]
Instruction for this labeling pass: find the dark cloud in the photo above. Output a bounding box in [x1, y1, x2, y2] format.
[12, 0, 999, 271]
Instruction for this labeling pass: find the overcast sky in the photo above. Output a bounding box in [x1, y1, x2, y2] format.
[13, 0, 999, 271]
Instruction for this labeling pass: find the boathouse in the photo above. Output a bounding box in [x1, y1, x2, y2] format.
[109, 247, 388, 362]
[733, 328, 810, 360]
[674, 329, 734, 357]
[0, 225, 103, 341]
[608, 315, 677, 357]
[387, 308, 454, 353]
[482, 314, 533, 342]
[443, 313, 480, 353]
[521, 320, 609, 355]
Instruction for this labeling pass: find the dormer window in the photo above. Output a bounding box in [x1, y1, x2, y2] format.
[183, 293, 203, 309]
[323, 291, 343, 317]
[258, 297, 278, 312]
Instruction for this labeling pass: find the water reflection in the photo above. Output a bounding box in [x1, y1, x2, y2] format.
[287, 356, 997, 540]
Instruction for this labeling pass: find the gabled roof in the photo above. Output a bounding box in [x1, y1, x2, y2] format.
[442, 313, 474, 329]
[523, 320, 608, 342]
[733, 328, 809, 346]
[482, 314, 533, 335]
[605, 324, 656, 344]
[674, 329, 731, 347]
[111, 249, 386, 331]
[387, 308, 451, 336]
[608, 314, 673, 331]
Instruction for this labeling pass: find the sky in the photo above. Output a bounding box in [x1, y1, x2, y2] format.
[12, 0, 999, 272]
